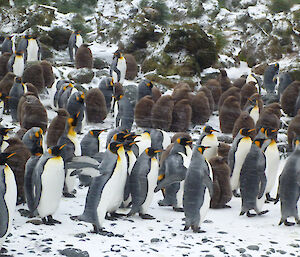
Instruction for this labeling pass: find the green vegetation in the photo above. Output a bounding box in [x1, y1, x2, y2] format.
[268, 0, 298, 13]
[139, 0, 171, 25]
[70, 14, 93, 38]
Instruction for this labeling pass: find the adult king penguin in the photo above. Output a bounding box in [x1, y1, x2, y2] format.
[7, 51, 25, 77]
[1, 36, 15, 54]
[128, 147, 161, 219]
[68, 30, 83, 62]
[81, 129, 106, 157]
[183, 146, 214, 233]
[196, 125, 219, 161]
[0, 152, 17, 250]
[110, 50, 126, 84]
[31, 144, 66, 225]
[17, 35, 41, 62]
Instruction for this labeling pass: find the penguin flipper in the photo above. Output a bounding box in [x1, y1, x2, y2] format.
[258, 173, 267, 199]
[32, 170, 42, 211]
[0, 195, 9, 237]
[202, 173, 214, 199]
[129, 174, 148, 214]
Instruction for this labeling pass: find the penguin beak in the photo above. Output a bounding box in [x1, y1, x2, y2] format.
[271, 129, 278, 133]
[59, 144, 67, 150]
[129, 141, 137, 146]
[248, 129, 255, 132]
[211, 129, 219, 133]
[123, 134, 132, 139]
[116, 143, 123, 147]
[7, 152, 16, 159]
[154, 150, 162, 153]
[186, 140, 193, 144]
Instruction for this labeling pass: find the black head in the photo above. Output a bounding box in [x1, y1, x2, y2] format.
[0, 152, 16, 165]
[240, 128, 255, 137]
[24, 35, 31, 39]
[75, 92, 85, 103]
[48, 144, 66, 156]
[124, 132, 139, 142]
[114, 50, 121, 59]
[197, 145, 210, 154]
[32, 144, 43, 156]
[0, 127, 14, 136]
[123, 141, 137, 151]
[203, 125, 218, 134]
[108, 142, 122, 154]
[265, 128, 277, 139]
[89, 129, 105, 138]
[113, 132, 130, 143]
[176, 137, 193, 146]
[145, 147, 161, 157]
[145, 80, 153, 88]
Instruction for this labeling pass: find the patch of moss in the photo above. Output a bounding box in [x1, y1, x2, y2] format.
[70, 14, 93, 38]
[186, 2, 204, 18]
[48, 27, 71, 50]
[0, 0, 10, 7]
[208, 29, 228, 52]
[139, 0, 171, 25]
[290, 69, 300, 81]
[266, 37, 283, 59]
[268, 0, 296, 13]
[54, 0, 97, 15]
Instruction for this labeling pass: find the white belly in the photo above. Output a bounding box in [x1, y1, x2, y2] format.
[230, 138, 252, 190]
[176, 180, 185, 208]
[1, 135, 9, 152]
[250, 106, 259, 124]
[68, 134, 81, 156]
[13, 56, 24, 77]
[116, 58, 127, 84]
[75, 35, 83, 48]
[135, 134, 151, 156]
[0, 100, 4, 120]
[141, 158, 158, 214]
[27, 39, 39, 62]
[264, 143, 280, 193]
[127, 151, 137, 174]
[37, 158, 64, 218]
[160, 129, 171, 150]
[113, 101, 119, 128]
[201, 135, 218, 161]
[0, 166, 17, 248]
[256, 192, 266, 212]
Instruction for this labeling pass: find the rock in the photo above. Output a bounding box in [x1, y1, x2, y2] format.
[68, 68, 94, 84]
[74, 233, 86, 238]
[58, 248, 89, 257]
[237, 248, 246, 253]
[150, 238, 161, 243]
[276, 250, 287, 254]
[247, 245, 259, 251]
[93, 57, 109, 70]
[48, 27, 72, 50]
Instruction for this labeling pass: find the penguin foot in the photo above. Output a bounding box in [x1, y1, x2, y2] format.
[283, 220, 295, 226]
[246, 211, 256, 217]
[173, 207, 184, 212]
[239, 211, 245, 216]
[42, 217, 54, 226]
[105, 214, 117, 221]
[258, 210, 269, 215]
[158, 200, 172, 207]
[63, 192, 76, 198]
[266, 193, 276, 202]
[192, 226, 206, 233]
[232, 190, 241, 198]
[91, 225, 114, 237]
[70, 215, 79, 221]
[110, 212, 126, 218]
[183, 226, 189, 231]
[223, 205, 231, 209]
[18, 208, 35, 218]
[139, 213, 155, 220]
[47, 216, 61, 224]
[0, 247, 8, 254]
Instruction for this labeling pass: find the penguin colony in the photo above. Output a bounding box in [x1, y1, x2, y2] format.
[0, 31, 299, 254]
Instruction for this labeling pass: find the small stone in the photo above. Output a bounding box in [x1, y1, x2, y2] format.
[247, 245, 259, 251]
[149, 248, 158, 252]
[270, 241, 278, 244]
[150, 238, 161, 243]
[237, 248, 246, 253]
[276, 250, 286, 254]
[205, 255, 214, 257]
[217, 231, 228, 234]
[74, 233, 86, 239]
[42, 248, 51, 253]
[203, 220, 213, 223]
[171, 233, 176, 237]
[289, 243, 300, 248]
[58, 248, 89, 257]
[42, 238, 53, 242]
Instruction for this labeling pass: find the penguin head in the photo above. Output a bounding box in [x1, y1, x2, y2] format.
[32, 144, 43, 156]
[203, 126, 218, 134]
[76, 92, 85, 103]
[146, 80, 153, 89]
[220, 69, 227, 77]
[14, 76, 22, 84]
[265, 128, 277, 139]
[113, 132, 130, 143]
[114, 50, 122, 59]
[67, 113, 79, 127]
[24, 35, 31, 39]
[239, 128, 255, 137]
[108, 142, 123, 154]
[113, 94, 123, 101]
[48, 144, 66, 157]
[110, 78, 114, 87]
[0, 127, 14, 137]
[292, 135, 300, 150]
[0, 92, 7, 101]
[197, 146, 210, 154]
[15, 51, 23, 57]
[176, 137, 193, 146]
[253, 138, 265, 148]
[34, 128, 43, 138]
[123, 141, 137, 151]
[89, 129, 106, 138]
[6, 36, 13, 40]
[145, 147, 161, 157]
[0, 152, 16, 165]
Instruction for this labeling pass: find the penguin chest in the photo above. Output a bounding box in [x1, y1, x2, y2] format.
[27, 39, 39, 62]
[230, 137, 252, 189]
[67, 133, 81, 156]
[13, 56, 24, 77]
[127, 151, 137, 174]
[264, 142, 280, 193]
[160, 129, 171, 150]
[178, 152, 191, 169]
[4, 166, 17, 226]
[176, 180, 185, 208]
[75, 35, 83, 48]
[250, 106, 259, 124]
[136, 136, 151, 156]
[141, 158, 159, 213]
[116, 58, 127, 83]
[0, 100, 4, 119]
[201, 135, 218, 161]
[113, 101, 120, 127]
[37, 158, 64, 218]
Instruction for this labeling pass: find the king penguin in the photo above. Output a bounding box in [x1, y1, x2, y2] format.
[137, 79, 153, 101]
[81, 129, 105, 157]
[1, 36, 15, 54]
[22, 127, 44, 154]
[66, 91, 85, 134]
[7, 51, 25, 77]
[31, 144, 66, 225]
[183, 146, 214, 233]
[228, 128, 255, 197]
[76, 142, 127, 233]
[196, 125, 219, 161]
[0, 152, 17, 249]
[98, 76, 114, 111]
[0, 126, 13, 153]
[68, 30, 83, 62]
[128, 147, 161, 219]
[110, 50, 127, 84]
[276, 137, 300, 226]
[17, 35, 41, 62]
[263, 63, 279, 94]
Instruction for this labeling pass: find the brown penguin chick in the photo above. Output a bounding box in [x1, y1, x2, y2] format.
[17, 92, 38, 122]
[232, 111, 256, 139]
[170, 99, 192, 132]
[124, 54, 138, 80]
[171, 87, 191, 104]
[85, 88, 107, 123]
[40, 60, 55, 88]
[0, 72, 15, 112]
[19, 94, 48, 133]
[281, 81, 300, 117]
[24, 82, 39, 97]
[217, 69, 232, 93]
[233, 77, 246, 89]
[264, 102, 281, 119]
[151, 86, 161, 102]
[217, 142, 231, 160]
[46, 108, 70, 147]
[113, 82, 124, 97]
[204, 79, 222, 110]
[191, 91, 211, 125]
[256, 107, 280, 136]
[219, 96, 241, 134]
[75, 43, 93, 69]
[209, 156, 232, 209]
[199, 86, 214, 114]
[174, 82, 191, 91]
[287, 110, 300, 150]
[22, 63, 45, 93]
[4, 137, 31, 204]
[171, 132, 192, 143]
[135, 95, 154, 128]
[218, 86, 241, 113]
[151, 95, 174, 131]
[243, 93, 263, 113]
[0, 52, 11, 79]
[15, 127, 28, 140]
[240, 82, 257, 109]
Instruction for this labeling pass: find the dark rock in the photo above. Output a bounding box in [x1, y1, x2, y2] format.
[247, 245, 259, 251]
[48, 27, 72, 50]
[93, 58, 109, 70]
[150, 238, 161, 243]
[237, 248, 246, 253]
[42, 248, 51, 253]
[217, 231, 228, 234]
[74, 233, 86, 238]
[58, 248, 89, 257]
[289, 243, 300, 248]
[276, 250, 286, 254]
[68, 68, 94, 84]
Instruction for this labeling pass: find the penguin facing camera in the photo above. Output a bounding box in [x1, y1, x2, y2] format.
[110, 50, 127, 84]
[68, 30, 83, 62]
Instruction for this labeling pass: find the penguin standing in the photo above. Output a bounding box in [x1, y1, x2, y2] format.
[261, 128, 280, 202]
[0, 72, 15, 113]
[281, 81, 300, 117]
[199, 86, 214, 114]
[85, 88, 107, 123]
[218, 86, 241, 113]
[0, 152, 17, 249]
[170, 99, 192, 132]
[150, 129, 171, 153]
[204, 79, 222, 110]
[9, 76, 27, 122]
[31, 144, 65, 224]
[232, 111, 256, 139]
[98, 76, 114, 111]
[240, 82, 257, 109]
[53, 80, 72, 109]
[40, 60, 55, 88]
[209, 156, 232, 209]
[22, 127, 44, 154]
[128, 147, 160, 219]
[135, 95, 154, 128]
[191, 91, 210, 125]
[7, 51, 25, 77]
[263, 63, 279, 93]
[244, 96, 261, 125]
[21, 63, 45, 94]
[239, 137, 267, 217]
[287, 110, 300, 150]
[0, 53, 11, 80]
[196, 125, 219, 161]
[0, 126, 13, 153]
[75, 43, 93, 69]
[17, 35, 41, 62]
[81, 129, 105, 157]
[183, 146, 214, 233]
[228, 128, 254, 197]
[276, 138, 300, 226]
[66, 91, 85, 133]
[134, 131, 152, 157]
[218, 69, 232, 93]
[68, 31, 83, 62]
[58, 83, 78, 109]
[113, 92, 134, 131]
[137, 79, 153, 101]
[151, 95, 174, 131]
[77, 142, 127, 233]
[110, 50, 126, 84]
[1, 36, 15, 54]
[277, 72, 293, 98]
